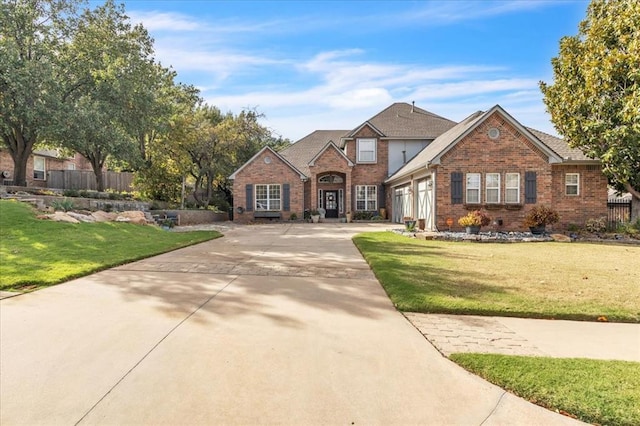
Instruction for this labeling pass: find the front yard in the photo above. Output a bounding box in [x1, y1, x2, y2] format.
[354, 231, 640, 426]
[0, 200, 220, 291]
[353, 231, 640, 322]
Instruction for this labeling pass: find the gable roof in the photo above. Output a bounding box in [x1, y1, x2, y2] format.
[229, 146, 305, 180]
[345, 102, 456, 140]
[279, 130, 348, 176]
[386, 105, 571, 184]
[308, 141, 354, 168]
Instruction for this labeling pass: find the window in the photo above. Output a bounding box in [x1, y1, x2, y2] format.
[486, 173, 500, 203]
[505, 173, 520, 204]
[318, 174, 343, 183]
[356, 185, 377, 211]
[565, 173, 579, 195]
[33, 156, 45, 180]
[255, 184, 281, 210]
[67, 163, 76, 170]
[466, 173, 481, 204]
[357, 138, 376, 163]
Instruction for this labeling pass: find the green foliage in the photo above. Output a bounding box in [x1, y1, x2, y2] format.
[63, 189, 80, 197]
[523, 205, 560, 227]
[540, 0, 640, 201]
[458, 210, 491, 227]
[451, 354, 640, 426]
[0, 200, 219, 290]
[353, 231, 640, 322]
[585, 216, 607, 233]
[289, 212, 298, 221]
[50, 198, 75, 212]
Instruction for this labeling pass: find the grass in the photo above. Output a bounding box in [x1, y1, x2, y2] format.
[0, 200, 220, 290]
[450, 354, 640, 426]
[353, 231, 640, 322]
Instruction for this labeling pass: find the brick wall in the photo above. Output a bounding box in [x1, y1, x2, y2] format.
[434, 112, 606, 232]
[232, 149, 304, 223]
[551, 164, 608, 228]
[0, 150, 92, 187]
[344, 125, 389, 212]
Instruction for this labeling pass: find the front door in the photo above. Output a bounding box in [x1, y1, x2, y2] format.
[324, 191, 339, 218]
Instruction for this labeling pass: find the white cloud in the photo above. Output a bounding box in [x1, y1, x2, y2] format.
[127, 11, 201, 31]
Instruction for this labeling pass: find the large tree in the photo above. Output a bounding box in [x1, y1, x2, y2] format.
[0, 0, 80, 186]
[52, 0, 160, 190]
[540, 0, 640, 213]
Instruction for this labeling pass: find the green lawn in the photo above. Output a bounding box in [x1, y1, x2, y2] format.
[353, 231, 640, 322]
[451, 354, 640, 426]
[0, 200, 220, 290]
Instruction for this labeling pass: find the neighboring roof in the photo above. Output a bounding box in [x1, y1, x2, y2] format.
[345, 102, 456, 140]
[279, 130, 348, 177]
[229, 146, 306, 180]
[526, 127, 595, 162]
[386, 105, 573, 184]
[33, 149, 66, 159]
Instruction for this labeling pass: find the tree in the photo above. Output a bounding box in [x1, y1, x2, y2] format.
[51, 0, 160, 191]
[0, 0, 80, 186]
[540, 0, 640, 214]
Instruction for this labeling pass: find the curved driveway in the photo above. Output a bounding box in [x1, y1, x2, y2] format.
[1, 223, 582, 425]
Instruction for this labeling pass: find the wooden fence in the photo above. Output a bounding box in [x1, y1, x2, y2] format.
[47, 170, 134, 192]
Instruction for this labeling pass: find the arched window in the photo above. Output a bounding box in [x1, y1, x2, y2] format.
[318, 174, 343, 184]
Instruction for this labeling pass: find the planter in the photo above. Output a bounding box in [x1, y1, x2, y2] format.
[529, 225, 546, 235]
[465, 225, 481, 234]
[418, 218, 426, 230]
[379, 208, 387, 219]
[311, 215, 320, 223]
[346, 213, 352, 223]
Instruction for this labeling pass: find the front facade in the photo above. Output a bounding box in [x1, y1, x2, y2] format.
[230, 103, 608, 230]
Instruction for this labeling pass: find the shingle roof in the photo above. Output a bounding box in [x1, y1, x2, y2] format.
[279, 130, 349, 177]
[526, 127, 594, 162]
[386, 111, 485, 182]
[347, 102, 456, 139]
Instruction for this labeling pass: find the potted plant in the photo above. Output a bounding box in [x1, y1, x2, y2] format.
[458, 210, 491, 234]
[160, 218, 175, 230]
[524, 205, 559, 234]
[339, 213, 346, 223]
[310, 209, 320, 223]
[345, 211, 352, 223]
[404, 216, 417, 232]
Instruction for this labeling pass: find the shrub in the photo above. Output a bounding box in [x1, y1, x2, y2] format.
[585, 217, 607, 233]
[523, 205, 559, 227]
[289, 212, 298, 221]
[458, 210, 491, 227]
[63, 189, 79, 197]
[51, 199, 75, 212]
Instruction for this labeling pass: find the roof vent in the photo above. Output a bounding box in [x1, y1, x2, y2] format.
[411, 101, 415, 112]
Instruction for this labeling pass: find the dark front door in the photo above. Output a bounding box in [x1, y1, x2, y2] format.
[324, 191, 339, 218]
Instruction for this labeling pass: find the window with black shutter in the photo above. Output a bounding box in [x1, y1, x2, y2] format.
[525, 171, 537, 204]
[451, 172, 463, 204]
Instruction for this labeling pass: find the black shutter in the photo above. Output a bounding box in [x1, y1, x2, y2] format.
[378, 185, 385, 211]
[245, 184, 253, 211]
[352, 185, 356, 211]
[451, 172, 463, 204]
[283, 184, 290, 211]
[525, 171, 537, 204]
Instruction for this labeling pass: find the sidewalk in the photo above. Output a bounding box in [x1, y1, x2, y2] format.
[405, 313, 640, 362]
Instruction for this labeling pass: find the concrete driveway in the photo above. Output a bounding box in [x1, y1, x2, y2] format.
[0, 223, 582, 425]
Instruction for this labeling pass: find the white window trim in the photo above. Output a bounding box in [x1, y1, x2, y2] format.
[356, 138, 377, 163]
[33, 156, 46, 180]
[355, 185, 377, 211]
[255, 184, 281, 211]
[565, 173, 580, 196]
[466, 173, 481, 204]
[505, 173, 520, 204]
[485, 173, 501, 204]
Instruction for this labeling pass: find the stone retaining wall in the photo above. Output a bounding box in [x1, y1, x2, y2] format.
[151, 209, 229, 225]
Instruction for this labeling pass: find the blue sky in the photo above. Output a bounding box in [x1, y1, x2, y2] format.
[117, 0, 589, 141]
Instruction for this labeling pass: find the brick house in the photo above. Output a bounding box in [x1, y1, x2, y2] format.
[0, 148, 92, 188]
[230, 102, 608, 230]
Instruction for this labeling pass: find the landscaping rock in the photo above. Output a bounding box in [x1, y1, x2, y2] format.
[91, 211, 118, 222]
[46, 211, 80, 223]
[550, 233, 572, 242]
[116, 210, 148, 225]
[67, 211, 96, 223]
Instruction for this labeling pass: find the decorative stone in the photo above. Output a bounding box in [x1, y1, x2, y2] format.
[550, 233, 571, 242]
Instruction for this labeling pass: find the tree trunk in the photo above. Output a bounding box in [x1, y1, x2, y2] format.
[2, 130, 37, 187]
[86, 152, 106, 192]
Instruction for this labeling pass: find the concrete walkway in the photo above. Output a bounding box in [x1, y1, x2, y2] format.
[1, 223, 590, 425]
